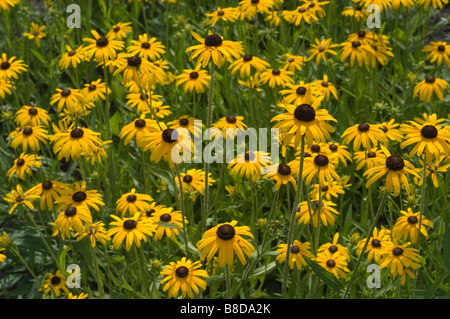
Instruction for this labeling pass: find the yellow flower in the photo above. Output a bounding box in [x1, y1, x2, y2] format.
[423, 41, 450, 67]
[175, 65, 211, 94]
[308, 38, 338, 65]
[53, 206, 93, 239]
[315, 249, 350, 279]
[82, 30, 125, 63]
[393, 208, 434, 243]
[3, 184, 40, 215]
[116, 188, 154, 217]
[107, 22, 133, 40]
[413, 75, 448, 102]
[43, 270, 70, 297]
[7, 153, 42, 181]
[10, 125, 48, 152]
[23, 23, 46, 48]
[275, 240, 314, 270]
[107, 213, 156, 251]
[356, 227, 391, 263]
[0, 53, 28, 80]
[151, 207, 187, 241]
[205, 6, 238, 26]
[228, 54, 270, 78]
[59, 45, 85, 69]
[74, 221, 110, 248]
[127, 34, 166, 61]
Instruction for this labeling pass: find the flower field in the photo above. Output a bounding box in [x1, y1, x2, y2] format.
[0, 0, 449, 300]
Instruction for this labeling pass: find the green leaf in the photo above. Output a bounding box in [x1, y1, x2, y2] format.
[145, 165, 177, 196]
[306, 259, 344, 291]
[58, 246, 71, 276]
[110, 111, 121, 136]
[30, 49, 46, 65]
[250, 261, 276, 278]
[156, 222, 181, 229]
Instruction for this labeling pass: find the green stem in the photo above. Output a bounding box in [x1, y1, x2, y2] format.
[10, 246, 38, 280]
[174, 164, 189, 259]
[225, 264, 232, 299]
[90, 244, 105, 298]
[26, 212, 58, 266]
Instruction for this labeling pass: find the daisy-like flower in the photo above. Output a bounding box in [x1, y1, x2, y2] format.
[265, 10, 282, 27]
[413, 75, 448, 102]
[186, 31, 244, 69]
[126, 90, 160, 114]
[59, 45, 85, 69]
[400, 113, 450, 159]
[318, 233, 350, 262]
[228, 151, 271, 183]
[310, 180, 347, 201]
[50, 88, 85, 113]
[280, 81, 321, 106]
[356, 227, 391, 263]
[379, 241, 421, 280]
[225, 184, 241, 196]
[175, 66, 211, 94]
[42, 270, 70, 297]
[116, 188, 154, 217]
[127, 34, 166, 61]
[7, 153, 42, 181]
[356, 0, 393, 11]
[342, 122, 387, 151]
[238, 73, 263, 91]
[423, 41, 450, 67]
[312, 75, 338, 101]
[3, 184, 40, 214]
[364, 146, 420, 196]
[391, 0, 415, 9]
[0, 53, 28, 80]
[0, 0, 19, 11]
[205, 6, 238, 26]
[281, 54, 306, 72]
[176, 169, 216, 201]
[393, 208, 434, 243]
[354, 147, 387, 171]
[142, 123, 193, 169]
[107, 213, 156, 251]
[196, 220, 255, 268]
[339, 40, 375, 67]
[366, 38, 394, 68]
[168, 115, 203, 138]
[213, 115, 247, 138]
[301, 0, 329, 17]
[341, 5, 369, 22]
[82, 30, 125, 63]
[0, 248, 6, 263]
[308, 38, 338, 65]
[15, 105, 50, 127]
[151, 207, 187, 241]
[415, 156, 450, 188]
[275, 240, 314, 270]
[23, 23, 46, 48]
[27, 180, 67, 211]
[74, 221, 110, 247]
[315, 250, 350, 279]
[296, 153, 340, 186]
[228, 54, 270, 78]
[107, 22, 133, 40]
[378, 119, 403, 143]
[259, 67, 294, 88]
[120, 114, 158, 147]
[53, 206, 93, 239]
[67, 292, 89, 299]
[113, 54, 157, 87]
[52, 126, 104, 162]
[10, 125, 48, 152]
[55, 181, 105, 213]
[296, 197, 340, 227]
[326, 142, 352, 167]
[238, 0, 274, 19]
[263, 163, 297, 191]
[160, 257, 208, 298]
[416, 0, 449, 9]
[0, 79, 13, 98]
[271, 92, 336, 148]
[82, 79, 111, 102]
[283, 6, 319, 25]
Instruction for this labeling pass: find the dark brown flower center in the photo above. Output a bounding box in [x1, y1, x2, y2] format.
[204, 34, 223, 47]
[326, 259, 336, 268]
[68, 50, 77, 57]
[355, 5, 363, 11]
[386, 155, 405, 171]
[71, 128, 84, 138]
[294, 103, 315, 122]
[113, 26, 120, 32]
[226, 115, 237, 124]
[189, 71, 199, 79]
[272, 68, 281, 76]
[296, 86, 307, 95]
[175, 266, 189, 278]
[183, 175, 193, 183]
[42, 181, 53, 190]
[328, 245, 338, 253]
[126, 195, 137, 203]
[290, 245, 300, 254]
[352, 41, 361, 48]
[65, 207, 77, 217]
[358, 123, 370, 132]
[23, 128, 33, 136]
[368, 152, 376, 158]
[420, 125, 438, 139]
[96, 37, 109, 47]
[179, 118, 189, 126]
[16, 196, 24, 202]
[216, 224, 236, 240]
[146, 209, 155, 217]
[371, 239, 381, 247]
[392, 247, 403, 256]
[217, 10, 225, 16]
[311, 145, 321, 153]
[51, 276, 61, 285]
[251, 0, 260, 4]
[28, 107, 38, 115]
[437, 45, 446, 52]
[135, 119, 146, 128]
[321, 185, 329, 192]
[425, 76, 435, 83]
[329, 144, 338, 152]
[243, 54, 253, 62]
[162, 128, 178, 143]
[88, 84, 97, 91]
[358, 30, 366, 38]
[128, 56, 142, 67]
[288, 58, 295, 62]
[61, 89, 71, 97]
[140, 93, 148, 101]
[16, 159, 25, 166]
[72, 191, 87, 203]
[321, 81, 329, 87]
[318, 46, 325, 52]
[298, 7, 307, 13]
[379, 126, 388, 133]
[314, 155, 329, 167]
[160, 213, 172, 222]
[123, 219, 137, 230]
[245, 152, 255, 162]
[277, 163, 291, 176]
[1, 61, 11, 70]
[141, 42, 151, 49]
[407, 216, 418, 224]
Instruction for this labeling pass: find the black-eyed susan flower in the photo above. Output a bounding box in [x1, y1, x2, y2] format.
[281, 54, 306, 72]
[238, 0, 274, 19]
[283, 6, 319, 25]
[23, 22, 46, 48]
[114, 54, 157, 87]
[280, 81, 321, 106]
[238, 73, 263, 91]
[10, 125, 48, 152]
[126, 90, 160, 114]
[341, 5, 368, 22]
[379, 241, 421, 280]
[55, 181, 105, 213]
[107, 213, 156, 251]
[116, 188, 154, 217]
[416, 0, 449, 9]
[0, 0, 19, 11]
[263, 163, 297, 191]
[339, 40, 375, 67]
[413, 75, 448, 102]
[205, 6, 238, 26]
[356, 0, 393, 11]
[364, 146, 420, 196]
[3, 184, 39, 214]
[354, 147, 386, 171]
[259, 67, 294, 88]
[7, 153, 42, 181]
[400, 113, 450, 159]
[393, 208, 434, 243]
[15, 105, 50, 127]
[176, 169, 216, 201]
[107, 22, 132, 40]
[326, 142, 352, 167]
[356, 227, 391, 263]
[296, 197, 340, 227]
[175, 66, 211, 94]
[225, 184, 241, 196]
[82, 79, 111, 102]
[168, 115, 203, 138]
[43, 270, 69, 297]
[59, 45, 85, 69]
[74, 221, 110, 247]
[423, 41, 450, 67]
[160, 257, 208, 298]
[213, 115, 247, 138]
[0, 79, 13, 98]
[265, 10, 282, 27]
[315, 250, 350, 279]
[296, 153, 340, 186]
[0, 53, 28, 80]
[312, 75, 338, 101]
[391, 0, 415, 9]
[197, 220, 255, 268]
[127, 34, 166, 61]
[151, 207, 186, 241]
[415, 156, 450, 188]
[27, 180, 67, 211]
[318, 233, 350, 262]
[275, 240, 314, 270]
[53, 206, 93, 239]
[139, 202, 170, 221]
[228, 54, 270, 78]
[228, 151, 271, 183]
[308, 38, 338, 65]
[342, 122, 386, 151]
[120, 114, 158, 148]
[50, 88, 85, 113]
[378, 119, 404, 143]
[186, 31, 244, 69]
[52, 126, 103, 162]
[83, 30, 125, 63]
[310, 180, 347, 201]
